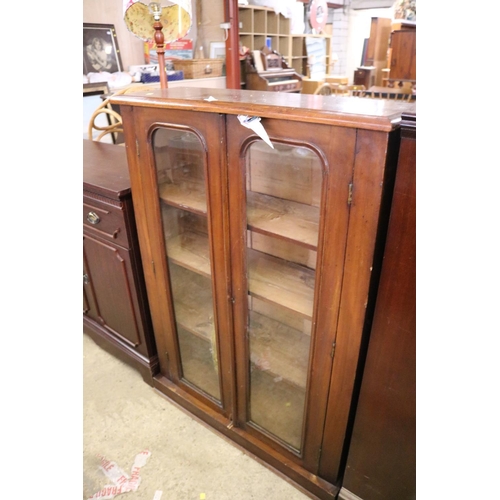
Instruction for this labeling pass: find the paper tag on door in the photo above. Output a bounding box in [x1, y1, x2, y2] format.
[237, 115, 274, 149]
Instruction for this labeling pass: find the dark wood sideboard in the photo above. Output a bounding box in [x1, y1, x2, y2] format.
[338, 111, 416, 500]
[83, 140, 158, 384]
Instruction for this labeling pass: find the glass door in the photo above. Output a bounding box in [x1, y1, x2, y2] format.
[227, 115, 354, 471]
[151, 127, 221, 403]
[244, 140, 321, 451]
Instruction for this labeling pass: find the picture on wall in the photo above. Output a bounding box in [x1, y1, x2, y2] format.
[83, 23, 123, 75]
[209, 42, 226, 60]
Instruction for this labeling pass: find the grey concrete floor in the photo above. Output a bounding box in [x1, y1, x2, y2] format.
[83, 333, 314, 500]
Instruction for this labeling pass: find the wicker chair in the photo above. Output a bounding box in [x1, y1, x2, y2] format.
[87, 84, 160, 142]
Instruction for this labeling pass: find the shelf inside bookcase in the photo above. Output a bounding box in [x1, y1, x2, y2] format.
[249, 310, 310, 389]
[166, 231, 212, 277]
[158, 181, 207, 215]
[249, 367, 305, 450]
[169, 263, 215, 343]
[247, 191, 319, 250]
[165, 227, 315, 319]
[247, 248, 315, 319]
[177, 326, 220, 401]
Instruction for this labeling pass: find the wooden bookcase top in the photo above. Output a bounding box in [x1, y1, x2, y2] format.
[111, 87, 415, 132]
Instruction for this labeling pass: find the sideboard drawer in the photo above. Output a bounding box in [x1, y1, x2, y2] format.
[83, 195, 129, 248]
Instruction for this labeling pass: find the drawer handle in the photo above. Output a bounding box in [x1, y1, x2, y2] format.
[87, 211, 100, 225]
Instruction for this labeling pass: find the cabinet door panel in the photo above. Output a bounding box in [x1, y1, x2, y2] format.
[152, 127, 221, 402]
[126, 108, 233, 417]
[227, 116, 355, 471]
[83, 233, 143, 348]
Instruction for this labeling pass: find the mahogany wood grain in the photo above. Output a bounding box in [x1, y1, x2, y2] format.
[113, 90, 415, 500]
[83, 140, 158, 384]
[389, 30, 416, 82]
[119, 107, 235, 418]
[226, 116, 355, 474]
[111, 87, 411, 132]
[340, 112, 415, 500]
[318, 128, 401, 482]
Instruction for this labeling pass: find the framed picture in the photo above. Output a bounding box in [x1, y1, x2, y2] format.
[83, 23, 123, 75]
[210, 42, 226, 60]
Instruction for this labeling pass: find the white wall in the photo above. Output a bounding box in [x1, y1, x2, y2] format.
[330, 7, 349, 77]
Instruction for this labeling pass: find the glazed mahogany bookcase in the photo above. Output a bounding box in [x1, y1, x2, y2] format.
[110, 87, 414, 499]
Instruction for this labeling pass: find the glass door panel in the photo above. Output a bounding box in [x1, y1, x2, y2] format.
[245, 141, 322, 452]
[153, 128, 220, 402]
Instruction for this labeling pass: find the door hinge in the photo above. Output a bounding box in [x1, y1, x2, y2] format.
[151, 260, 155, 275]
[347, 183, 353, 206]
[330, 342, 336, 359]
[136, 138, 140, 157]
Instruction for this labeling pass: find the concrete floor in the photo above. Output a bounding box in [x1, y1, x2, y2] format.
[83, 333, 314, 500]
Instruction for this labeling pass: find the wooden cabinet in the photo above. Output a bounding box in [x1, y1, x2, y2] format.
[353, 66, 375, 88]
[238, 5, 332, 76]
[83, 140, 158, 384]
[338, 111, 416, 500]
[388, 24, 416, 87]
[111, 87, 414, 499]
[364, 17, 392, 87]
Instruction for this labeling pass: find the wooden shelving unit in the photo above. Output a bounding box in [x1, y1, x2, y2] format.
[238, 5, 332, 76]
[112, 87, 413, 499]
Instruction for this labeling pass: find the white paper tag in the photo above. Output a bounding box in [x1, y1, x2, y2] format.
[237, 115, 274, 149]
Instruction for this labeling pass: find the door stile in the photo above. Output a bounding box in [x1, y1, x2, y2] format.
[301, 125, 357, 471]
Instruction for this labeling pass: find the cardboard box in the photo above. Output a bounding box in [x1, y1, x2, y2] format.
[144, 39, 193, 64]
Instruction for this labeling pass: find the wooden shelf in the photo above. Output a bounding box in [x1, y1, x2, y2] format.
[249, 310, 310, 389]
[166, 231, 212, 277]
[158, 181, 207, 215]
[177, 326, 220, 401]
[166, 229, 315, 319]
[238, 5, 331, 76]
[247, 191, 319, 250]
[169, 263, 215, 343]
[175, 302, 310, 397]
[249, 366, 306, 450]
[248, 248, 315, 319]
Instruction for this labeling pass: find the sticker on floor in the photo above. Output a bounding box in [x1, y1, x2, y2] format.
[88, 450, 151, 499]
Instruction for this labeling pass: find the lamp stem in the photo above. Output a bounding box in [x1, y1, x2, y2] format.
[153, 19, 168, 89]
